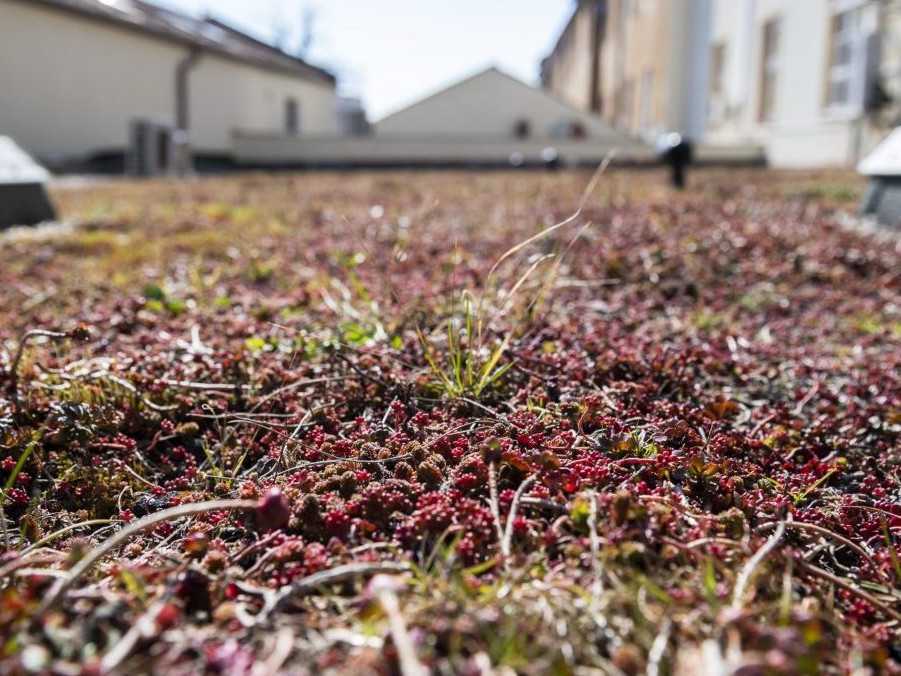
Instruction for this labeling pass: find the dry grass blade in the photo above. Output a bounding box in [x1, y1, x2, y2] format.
[485, 152, 615, 283]
[501, 474, 537, 561]
[35, 499, 257, 617]
[730, 519, 786, 611]
[798, 560, 901, 623]
[372, 575, 429, 676]
[488, 462, 505, 555]
[267, 561, 411, 618]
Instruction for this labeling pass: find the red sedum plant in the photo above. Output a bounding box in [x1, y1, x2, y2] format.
[0, 169, 897, 674]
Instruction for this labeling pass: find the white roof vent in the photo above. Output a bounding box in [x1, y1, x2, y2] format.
[859, 127, 901, 176]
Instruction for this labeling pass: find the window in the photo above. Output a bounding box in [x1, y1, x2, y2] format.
[623, 0, 646, 17]
[826, 8, 864, 108]
[621, 0, 641, 18]
[618, 79, 635, 129]
[758, 19, 781, 122]
[639, 70, 654, 131]
[285, 98, 300, 136]
[513, 119, 531, 139]
[709, 43, 728, 123]
[710, 43, 726, 96]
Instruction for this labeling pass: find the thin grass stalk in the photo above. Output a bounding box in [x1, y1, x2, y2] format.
[730, 518, 786, 610]
[35, 499, 257, 617]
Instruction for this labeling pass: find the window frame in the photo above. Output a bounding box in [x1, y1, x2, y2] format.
[824, 4, 868, 117]
[285, 97, 300, 136]
[757, 17, 781, 124]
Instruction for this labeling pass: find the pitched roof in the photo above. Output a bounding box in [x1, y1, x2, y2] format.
[16, 0, 335, 86]
[375, 66, 636, 143]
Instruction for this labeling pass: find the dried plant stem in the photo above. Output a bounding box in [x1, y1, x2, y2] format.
[254, 627, 295, 676]
[158, 378, 254, 392]
[373, 577, 429, 676]
[501, 474, 536, 561]
[20, 518, 117, 556]
[100, 598, 169, 672]
[35, 499, 257, 617]
[799, 560, 901, 623]
[647, 618, 672, 676]
[587, 490, 604, 598]
[268, 561, 410, 617]
[7, 329, 70, 408]
[485, 152, 614, 283]
[758, 520, 886, 581]
[0, 551, 64, 580]
[731, 519, 786, 610]
[487, 462, 505, 555]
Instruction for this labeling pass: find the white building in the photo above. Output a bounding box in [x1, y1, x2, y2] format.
[707, 0, 892, 168]
[542, 0, 901, 168]
[234, 66, 650, 167]
[0, 0, 339, 171]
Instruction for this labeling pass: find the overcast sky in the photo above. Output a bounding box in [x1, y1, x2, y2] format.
[153, 0, 573, 120]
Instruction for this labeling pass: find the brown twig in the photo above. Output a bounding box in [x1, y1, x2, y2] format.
[798, 560, 901, 623]
[758, 520, 888, 582]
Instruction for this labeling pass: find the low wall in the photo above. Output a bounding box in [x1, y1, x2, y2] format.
[231, 133, 764, 169]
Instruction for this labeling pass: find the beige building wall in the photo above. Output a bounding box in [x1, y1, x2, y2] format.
[543, 0, 710, 141]
[0, 0, 180, 160]
[0, 0, 338, 162]
[601, 0, 710, 140]
[542, 3, 600, 112]
[189, 57, 337, 154]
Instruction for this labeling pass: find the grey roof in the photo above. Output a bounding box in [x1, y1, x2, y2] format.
[859, 128, 901, 176]
[17, 0, 335, 86]
[0, 137, 51, 184]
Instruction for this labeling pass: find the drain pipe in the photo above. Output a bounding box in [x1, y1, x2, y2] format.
[174, 48, 202, 176]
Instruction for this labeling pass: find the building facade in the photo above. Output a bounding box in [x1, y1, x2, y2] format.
[707, 0, 896, 167]
[600, 0, 711, 141]
[0, 0, 338, 170]
[543, 0, 901, 167]
[235, 67, 650, 168]
[543, 0, 711, 142]
[541, 0, 605, 114]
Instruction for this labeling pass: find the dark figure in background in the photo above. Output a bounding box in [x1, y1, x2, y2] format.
[658, 133, 694, 190]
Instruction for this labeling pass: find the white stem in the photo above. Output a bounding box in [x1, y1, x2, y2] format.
[731, 519, 786, 610]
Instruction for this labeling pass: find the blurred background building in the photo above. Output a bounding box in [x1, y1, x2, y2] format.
[0, 0, 339, 173]
[543, 0, 711, 143]
[234, 67, 648, 168]
[3, 0, 901, 172]
[543, 0, 901, 168]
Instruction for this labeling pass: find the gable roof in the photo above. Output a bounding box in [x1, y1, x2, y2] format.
[375, 66, 625, 139]
[14, 0, 335, 86]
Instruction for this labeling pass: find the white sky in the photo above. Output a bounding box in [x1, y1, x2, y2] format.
[152, 0, 574, 120]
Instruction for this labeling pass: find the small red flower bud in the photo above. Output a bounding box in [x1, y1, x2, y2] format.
[256, 488, 291, 531]
[155, 603, 180, 630]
